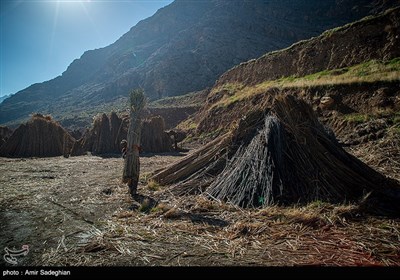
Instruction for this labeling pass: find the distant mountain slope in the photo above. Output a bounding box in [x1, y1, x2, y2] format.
[0, 95, 10, 104]
[1, 0, 398, 126]
[192, 7, 400, 134]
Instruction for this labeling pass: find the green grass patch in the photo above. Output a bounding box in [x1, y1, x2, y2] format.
[211, 57, 400, 110]
[149, 90, 204, 108]
[393, 116, 400, 124]
[150, 206, 164, 214]
[277, 75, 297, 83]
[303, 70, 332, 81]
[343, 113, 371, 124]
[211, 82, 244, 96]
[386, 57, 400, 67]
[190, 129, 223, 142]
[177, 118, 198, 131]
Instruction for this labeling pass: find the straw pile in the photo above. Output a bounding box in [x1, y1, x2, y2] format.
[207, 95, 400, 209]
[140, 116, 172, 153]
[0, 114, 75, 158]
[71, 112, 124, 156]
[71, 112, 173, 156]
[0, 126, 13, 148]
[153, 95, 400, 212]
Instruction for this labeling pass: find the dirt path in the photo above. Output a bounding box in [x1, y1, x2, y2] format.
[1, 154, 399, 266]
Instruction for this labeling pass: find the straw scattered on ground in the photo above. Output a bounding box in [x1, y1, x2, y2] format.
[0, 149, 399, 266]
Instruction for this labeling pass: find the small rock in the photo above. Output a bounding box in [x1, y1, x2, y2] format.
[320, 96, 335, 110]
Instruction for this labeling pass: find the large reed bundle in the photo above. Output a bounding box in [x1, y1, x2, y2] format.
[0, 114, 75, 157]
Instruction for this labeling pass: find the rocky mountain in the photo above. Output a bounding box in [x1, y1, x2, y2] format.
[0, 95, 10, 104]
[192, 6, 400, 134]
[1, 0, 398, 126]
[215, 6, 400, 89]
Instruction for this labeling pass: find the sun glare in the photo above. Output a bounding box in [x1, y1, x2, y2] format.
[55, 0, 91, 4]
[56, 0, 91, 2]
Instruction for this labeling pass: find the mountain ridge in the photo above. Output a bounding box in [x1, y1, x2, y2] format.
[1, 0, 398, 126]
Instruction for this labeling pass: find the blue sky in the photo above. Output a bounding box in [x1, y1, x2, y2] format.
[0, 0, 173, 97]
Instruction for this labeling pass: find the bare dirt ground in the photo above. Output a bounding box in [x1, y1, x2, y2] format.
[1, 149, 399, 266]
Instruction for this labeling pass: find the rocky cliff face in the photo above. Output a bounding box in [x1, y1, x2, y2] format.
[1, 0, 398, 125]
[193, 7, 400, 134]
[214, 7, 400, 88]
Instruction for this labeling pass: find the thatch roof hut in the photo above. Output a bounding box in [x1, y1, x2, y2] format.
[0, 114, 75, 158]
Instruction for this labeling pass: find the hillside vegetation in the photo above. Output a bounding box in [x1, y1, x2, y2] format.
[208, 58, 400, 110]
